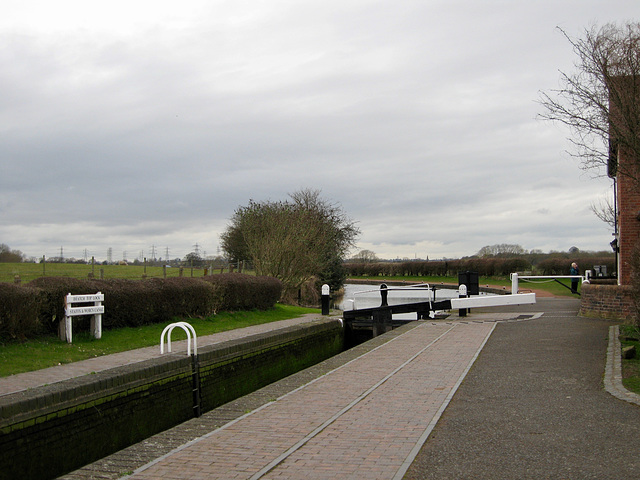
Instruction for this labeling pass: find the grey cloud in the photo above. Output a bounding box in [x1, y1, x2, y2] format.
[0, 0, 631, 260]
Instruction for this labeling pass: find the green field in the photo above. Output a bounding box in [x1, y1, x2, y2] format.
[619, 325, 640, 395]
[0, 262, 234, 283]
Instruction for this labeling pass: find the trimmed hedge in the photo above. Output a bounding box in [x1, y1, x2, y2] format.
[535, 257, 615, 275]
[345, 256, 616, 278]
[344, 258, 531, 278]
[1, 274, 282, 341]
[28, 277, 100, 334]
[0, 283, 43, 340]
[202, 273, 283, 311]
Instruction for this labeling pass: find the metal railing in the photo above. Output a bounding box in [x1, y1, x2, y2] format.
[160, 321, 198, 356]
[348, 283, 434, 310]
[510, 272, 589, 295]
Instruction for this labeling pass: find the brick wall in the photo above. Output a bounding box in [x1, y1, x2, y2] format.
[579, 283, 636, 323]
[616, 149, 640, 285]
[610, 75, 640, 285]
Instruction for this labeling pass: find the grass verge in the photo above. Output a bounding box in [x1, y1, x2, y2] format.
[0, 304, 319, 377]
[620, 325, 640, 394]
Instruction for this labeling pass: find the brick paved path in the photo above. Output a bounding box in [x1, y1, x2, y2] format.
[124, 321, 495, 480]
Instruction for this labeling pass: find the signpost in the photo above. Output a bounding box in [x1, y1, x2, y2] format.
[61, 292, 104, 343]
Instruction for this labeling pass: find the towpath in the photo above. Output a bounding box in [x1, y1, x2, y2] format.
[54, 297, 640, 479]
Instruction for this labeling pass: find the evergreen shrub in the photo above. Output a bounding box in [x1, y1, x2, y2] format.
[202, 273, 282, 311]
[0, 283, 43, 340]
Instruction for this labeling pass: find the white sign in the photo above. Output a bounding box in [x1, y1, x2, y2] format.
[61, 292, 104, 343]
[67, 294, 104, 303]
[66, 306, 105, 316]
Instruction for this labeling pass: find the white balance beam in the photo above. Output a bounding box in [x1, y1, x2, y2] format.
[450, 293, 536, 309]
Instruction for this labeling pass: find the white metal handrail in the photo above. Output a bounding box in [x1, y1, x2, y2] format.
[160, 321, 198, 356]
[348, 283, 434, 310]
[350, 283, 432, 296]
[510, 273, 589, 294]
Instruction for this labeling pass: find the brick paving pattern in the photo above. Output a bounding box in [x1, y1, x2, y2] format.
[125, 321, 495, 480]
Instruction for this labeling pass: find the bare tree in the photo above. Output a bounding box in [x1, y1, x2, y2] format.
[476, 244, 527, 257]
[590, 194, 617, 228]
[351, 249, 379, 263]
[0, 243, 24, 263]
[221, 189, 359, 298]
[539, 22, 640, 182]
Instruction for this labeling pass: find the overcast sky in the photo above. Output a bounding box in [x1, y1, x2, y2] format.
[1, 1, 637, 262]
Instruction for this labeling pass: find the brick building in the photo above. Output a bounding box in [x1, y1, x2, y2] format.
[609, 75, 640, 285]
[580, 77, 637, 321]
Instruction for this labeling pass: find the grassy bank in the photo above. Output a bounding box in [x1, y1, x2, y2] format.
[620, 325, 640, 394]
[0, 304, 319, 377]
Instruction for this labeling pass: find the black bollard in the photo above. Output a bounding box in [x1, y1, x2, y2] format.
[459, 284, 467, 317]
[321, 284, 330, 315]
[380, 283, 388, 307]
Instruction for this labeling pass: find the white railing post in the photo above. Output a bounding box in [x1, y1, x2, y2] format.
[511, 273, 519, 294]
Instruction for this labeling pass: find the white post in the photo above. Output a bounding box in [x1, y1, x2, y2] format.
[61, 293, 73, 343]
[511, 273, 519, 294]
[90, 291, 103, 339]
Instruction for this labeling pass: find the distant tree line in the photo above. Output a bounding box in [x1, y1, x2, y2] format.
[0, 244, 25, 263]
[346, 245, 615, 278]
